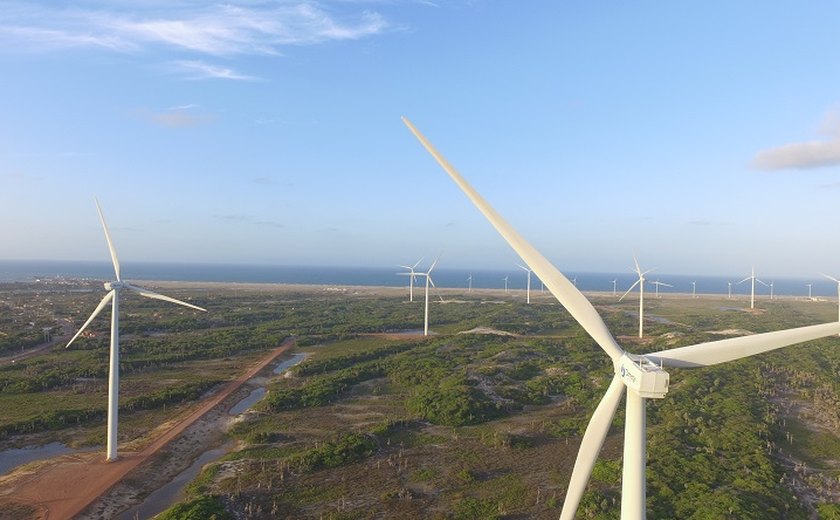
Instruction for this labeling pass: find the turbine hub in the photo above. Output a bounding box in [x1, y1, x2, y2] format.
[617, 353, 669, 399]
[104, 281, 125, 291]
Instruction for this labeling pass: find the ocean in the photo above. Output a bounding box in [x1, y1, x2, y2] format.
[0, 260, 836, 298]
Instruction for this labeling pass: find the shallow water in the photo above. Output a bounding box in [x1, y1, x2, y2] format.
[0, 442, 75, 476]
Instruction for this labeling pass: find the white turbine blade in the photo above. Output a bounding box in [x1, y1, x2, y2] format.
[632, 256, 641, 275]
[661, 282, 673, 288]
[618, 279, 641, 302]
[647, 321, 840, 368]
[756, 278, 769, 287]
[516, 263, 530, 272]
[403, 116, 624, 362]
[94, 198, 121, 281]
[398, 265, 413, 270]
[412, 257, 424, 269]
[428, 276, 445, 301]
[66, 291, 114, 348]
[427, 254, 441, 274]
[396, 272, 413, 276]
[820, 272, 840, 284]
[125, 283, 207, 312]
[559, 375, 625, 520]
[736, 276, 751, 285]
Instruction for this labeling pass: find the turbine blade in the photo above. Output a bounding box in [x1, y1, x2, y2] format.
[125, 284, 207, 312]
[820, 273, 840, 283]
[412, 257, 424, 269]
[647, 321, 840, 368]
[403, 117, 624, 362]
[618, 279, 641, 302]
[427, 254, 441, 274]
[516, 263, 530, 272]
[756, 278, 769, 287]
[66, 291, 114, 348]
[559, 375, 625, 520]
[94, 199, 121, 281]
[736, 276, 750, 285]
[632, 255, 641, 275]
[661, 282, 673, 288]
[398, 265, 412, 270]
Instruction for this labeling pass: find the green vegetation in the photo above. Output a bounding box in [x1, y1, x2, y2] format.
[157, 495, 231, 520]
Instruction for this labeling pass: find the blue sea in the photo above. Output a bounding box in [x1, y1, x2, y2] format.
[0, 260, 836, 298]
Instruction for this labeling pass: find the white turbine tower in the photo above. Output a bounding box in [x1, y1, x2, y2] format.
[727, 281, 732, 299]
[397, 257, 424, 302]
[821, 273, 840, 335]
[737, 266, 767, 310]
[611, 279, 618, 297]
[402, 116, 840, 520]
[467, 273, 473, 292]
[619, 257, 654, 339]
[65, 200, 207, 462]
[769, 281, 775, 300]
[502, 275, 509, 293]
[806, 283, 813, 300]
[518, 263, 532, 304]
[651, 280, 672, 298]
[691, 281, 696, 298]
[417, 257, 440, 336]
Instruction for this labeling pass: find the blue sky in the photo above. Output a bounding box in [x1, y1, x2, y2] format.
[2, 1, 840, 277]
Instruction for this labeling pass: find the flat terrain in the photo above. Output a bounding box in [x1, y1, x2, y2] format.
[1, 281, 839, 519]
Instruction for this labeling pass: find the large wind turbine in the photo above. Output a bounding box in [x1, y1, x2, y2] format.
[416, 257, 440, 336]
[66, 200, 207, 462]
[737, 266, 767, 309]
[397, 257, 424, 302]
[619, 257, 654, 339]
[402, 117, 840, 520]
[518, 263, 532, 304]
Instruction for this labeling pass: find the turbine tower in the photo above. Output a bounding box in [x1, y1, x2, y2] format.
[416, 257, 440, 336]
[619, 257, 654, 339]
[397, 257, 424, 302]
[806, 283, 813, 300]
[66, 200, 207, 462]
[401, 116, 840, 520]
[691, 281, 696, 298]
[651, 280, 672, 298]
[737, 266, 767, 310]
[502, 275, 509, 293]
[821, 273, 840, 335]
[769, 281, 774, 300]
[611, 279, 618, 297]
[518, 263, 532, 304]
[727, 281, 732, 299]
[467, 273, 472, 292]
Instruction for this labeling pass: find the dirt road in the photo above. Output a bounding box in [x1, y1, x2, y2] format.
[0, 337, 296, 520]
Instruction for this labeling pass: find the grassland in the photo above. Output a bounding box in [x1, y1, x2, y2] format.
[2, 281, 840, 519]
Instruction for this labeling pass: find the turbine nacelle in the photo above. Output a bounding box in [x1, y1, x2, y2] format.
[104, 281, 125, 291]
[616, 353, 669, 399]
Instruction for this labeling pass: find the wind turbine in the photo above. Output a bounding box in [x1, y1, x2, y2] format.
[619, 257, 654, 339]
[397, 257, 424, 302]
[737, 266, 767, 309]
[691, 281, 696, 298]
[769, 281, 775, 300]
[65, 200, 207, 462]
[651, 280, 672, 298]
[467, 273, 472, 292]
[518, 263, 532, 304]
[611, 279, 618, 297]
[806, 283, 813, 300]
[416, 257, 440, 336]
[821, 273, 840, 335]
[402, 116, 840, 520]
[502, 275, 509, 293]
[727, 281, 732, 299]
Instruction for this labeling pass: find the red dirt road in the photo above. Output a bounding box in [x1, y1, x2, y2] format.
[0, 338, 296, 520]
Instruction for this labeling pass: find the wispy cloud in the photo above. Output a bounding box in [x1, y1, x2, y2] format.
[0, 2, 390, 56]
[170, 60, 258, 81]
[136, 106, 213, 128]
[753, 105, 840, 171]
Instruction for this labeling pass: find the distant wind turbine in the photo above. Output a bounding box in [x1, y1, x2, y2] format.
[737, 266, 767, 309]
[65, 200, 207, 462]
[727, 281, 732, 300]
[691, 281, 696, 298]
[397, 257, 424, 302]
[402, 116, 840, 520]
[611, 279, 618, 297]
[619, 257, 654, 339]
[806, 283, 813, 300]
[417, 257, 440, 336]
[651, 280, 672, 298]
[502, 275, 509, 293]
[518, 263, 532, 304]
[769, 281, 774, 300]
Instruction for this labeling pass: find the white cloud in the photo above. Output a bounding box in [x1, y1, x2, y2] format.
[753, 139, 840, 171]
[170, 60, 258, 81]
[753, 105, 840, 171]
[0, 2, 390, 56]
